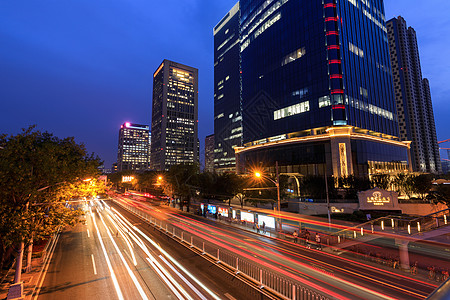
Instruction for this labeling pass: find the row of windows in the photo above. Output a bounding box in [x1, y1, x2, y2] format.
[273, 101, 310, 120]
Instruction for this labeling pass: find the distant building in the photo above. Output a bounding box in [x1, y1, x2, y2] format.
[217, 0, 411, 179]
[213, 2, 242, 173]
[204, 134, 215, 172]
[112, 162, 118, 173]
[117, 122, 150, 172]
[387, 16, 441, 173]
[150, 60, 199, 171]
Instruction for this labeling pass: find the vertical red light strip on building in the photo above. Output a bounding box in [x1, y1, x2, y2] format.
[324, 0, 345, 112]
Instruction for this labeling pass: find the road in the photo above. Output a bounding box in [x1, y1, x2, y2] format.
[113, 196, 441, 300]
[36, 201, 266, 300]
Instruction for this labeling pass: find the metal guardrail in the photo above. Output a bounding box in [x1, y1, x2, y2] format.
[329, 208, 450, 245]
[114, 199, 331, 300]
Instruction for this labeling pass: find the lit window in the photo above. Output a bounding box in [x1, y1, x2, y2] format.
[273, 101, 310, 120]
[282, 47, 306, 66]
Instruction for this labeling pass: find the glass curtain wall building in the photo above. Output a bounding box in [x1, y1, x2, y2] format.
[117, 122, 150, 172]
[213, 2, 242, 173]
[150, 60, 198, 171]
[232, 0, 411, 178]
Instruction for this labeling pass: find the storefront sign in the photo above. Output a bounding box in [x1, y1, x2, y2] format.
[358, 188, 400, 211]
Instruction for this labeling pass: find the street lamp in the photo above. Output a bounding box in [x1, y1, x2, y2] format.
[254, 161, 282, 231]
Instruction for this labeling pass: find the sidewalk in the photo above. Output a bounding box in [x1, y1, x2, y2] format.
[0, 256, 44, 300]
[0, 232, 58, 300]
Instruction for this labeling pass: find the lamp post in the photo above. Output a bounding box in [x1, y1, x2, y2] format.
[255, 161, 282, 232]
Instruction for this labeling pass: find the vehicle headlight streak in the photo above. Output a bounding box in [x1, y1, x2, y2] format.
[96, 210, 149, 300]
[110, 212, 192, 300]
[106, 214, 137, 266]
[91, 212, 124, 300]
[110, 207, 220, 300]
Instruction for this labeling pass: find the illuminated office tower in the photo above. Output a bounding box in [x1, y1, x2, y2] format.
[223, 0, 412, 178]
[214, 2, 242, 173]
[117, 122, 150, 172]
[150, 60, 198, 171]
[387, 16, 441, 173]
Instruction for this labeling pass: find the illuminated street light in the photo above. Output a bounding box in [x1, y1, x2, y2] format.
[253, 162, 281, 232]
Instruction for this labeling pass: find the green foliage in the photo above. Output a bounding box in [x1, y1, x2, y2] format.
[370, 173, 391, 190]
[0, 126, 102, 258]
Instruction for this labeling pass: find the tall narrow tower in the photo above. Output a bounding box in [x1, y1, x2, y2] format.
[387, 16, 441, 173]
[213, 2, 242, 173]
[150, 60, 198, 171]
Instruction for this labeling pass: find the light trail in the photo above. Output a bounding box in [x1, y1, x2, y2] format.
[97, 211, 149, 300]
[159, 255, 210, 300]
[172, 211, 437, 294]
[91, 211, 124, 300]
[106, 214, 137, 266]
[111, 207, 220, 300]
[177, 221, 391, 300]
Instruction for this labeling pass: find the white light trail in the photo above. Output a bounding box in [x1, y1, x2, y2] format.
[111, 208, 219, 300]
[106, 214, 137, 266]
[97, 212, 149, 300]
[92, 212, 124, 300]
[87, 229, 90, 238]
[160, 255, 209, 300]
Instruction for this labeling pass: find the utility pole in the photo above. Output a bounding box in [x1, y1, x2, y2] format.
[325, 169, 331, 227]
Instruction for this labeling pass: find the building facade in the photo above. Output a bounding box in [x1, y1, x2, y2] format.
[150, 59, 199, 171]
[214, 2, 242, 173]
[223, 0, 411, 178]
[117, 122, 150, 172]
[204, 134, 215, 173]
[387, 16, 441, 173]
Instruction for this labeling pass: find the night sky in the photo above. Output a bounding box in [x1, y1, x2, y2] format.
[1, 0, 449, 169]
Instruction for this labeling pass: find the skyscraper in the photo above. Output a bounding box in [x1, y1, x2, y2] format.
[218, 0, 411, 178]
[204, 134, 215, 173]
[150, 59, 198, 171]
[214, 2, 242, 173]
[387, 16, 441, 174]
[117, 122, 150, 172]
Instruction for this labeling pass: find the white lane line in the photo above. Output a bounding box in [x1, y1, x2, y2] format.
[91, 254, 97, 275]
[87, 229, 90, 238]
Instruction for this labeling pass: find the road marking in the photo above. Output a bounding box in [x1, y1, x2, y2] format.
[87, 229, 90, 237]
[91, 254, 97, 275]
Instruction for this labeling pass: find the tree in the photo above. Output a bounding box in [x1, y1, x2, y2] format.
[413, 174, 433, 200]
[370, 173, 391, 190]
[429, 184, 450, 207]
[0, 126, 102, 281]
[166, 163, 199, 212]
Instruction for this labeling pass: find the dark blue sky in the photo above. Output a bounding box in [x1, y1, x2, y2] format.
[1, 0, 449, 168]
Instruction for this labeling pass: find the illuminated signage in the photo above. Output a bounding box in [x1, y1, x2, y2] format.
[367, 191, 391, 206]
[218, 207, 228, 217]
[331, 206, 344, 213]
[122, 176, 134, 183]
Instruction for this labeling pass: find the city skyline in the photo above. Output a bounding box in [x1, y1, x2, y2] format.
[1, 0, 450, 168]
